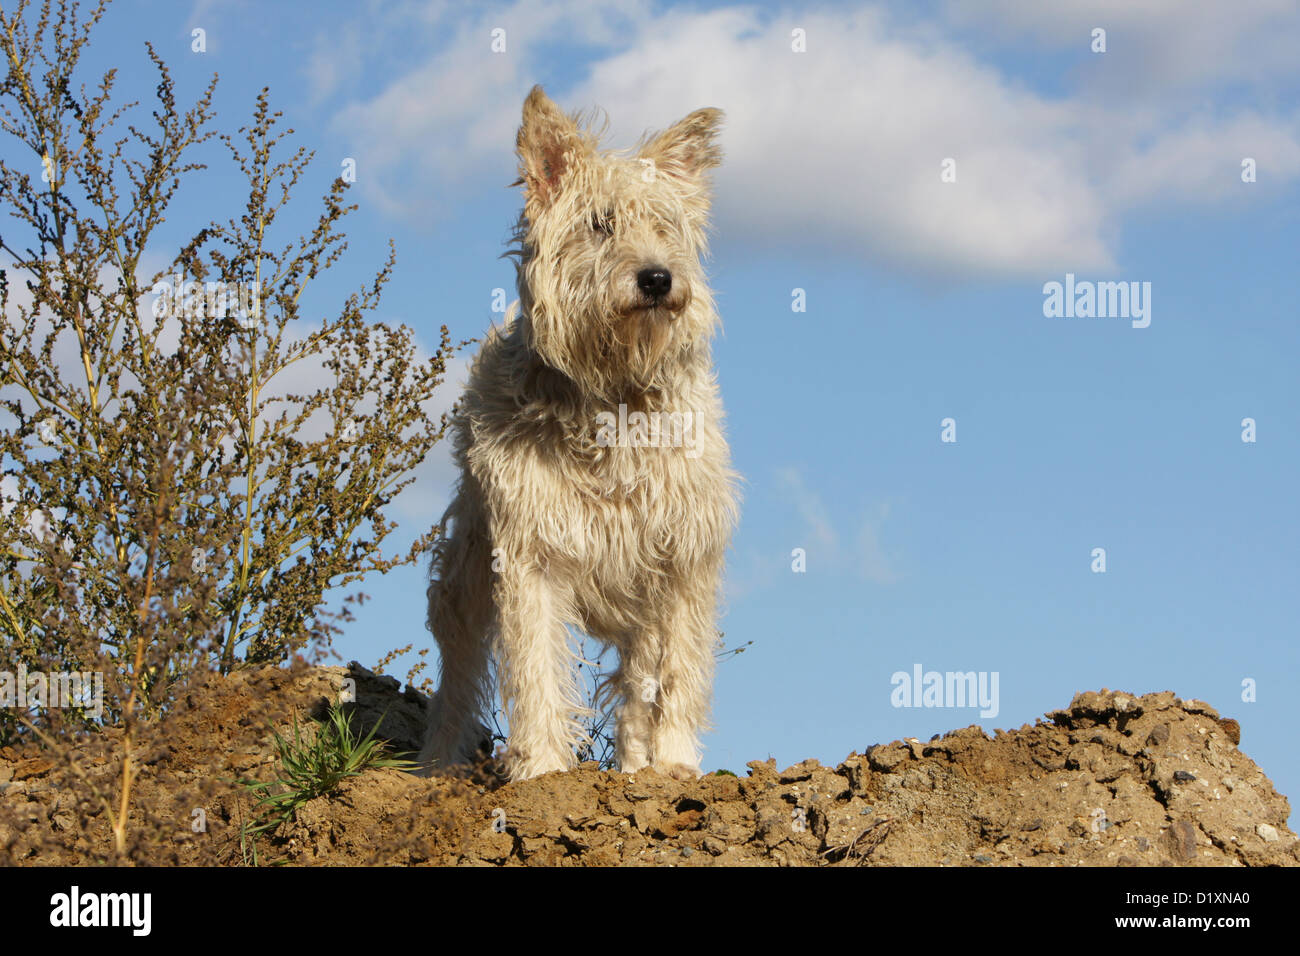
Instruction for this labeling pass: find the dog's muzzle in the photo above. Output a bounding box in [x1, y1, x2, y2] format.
[635, 266, 685, 317]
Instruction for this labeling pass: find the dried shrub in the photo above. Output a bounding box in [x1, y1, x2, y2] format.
[0, 0, 453, 859]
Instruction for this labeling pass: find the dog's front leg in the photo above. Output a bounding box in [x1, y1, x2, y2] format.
[496, 565, 584, 780]
[650, 582, 718, 780]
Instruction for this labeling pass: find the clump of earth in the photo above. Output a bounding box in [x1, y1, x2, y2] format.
[1, 663, 1294, 866]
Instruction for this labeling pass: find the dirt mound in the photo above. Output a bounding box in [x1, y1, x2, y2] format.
[1, 664, 1295, 866]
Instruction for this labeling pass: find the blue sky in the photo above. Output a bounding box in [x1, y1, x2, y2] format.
[12, 1, 1299, 818]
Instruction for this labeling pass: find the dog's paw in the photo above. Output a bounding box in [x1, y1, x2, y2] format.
[506, 748, 573, 781]
[618, 755, 650, 774]
[657, 762, 702, 782]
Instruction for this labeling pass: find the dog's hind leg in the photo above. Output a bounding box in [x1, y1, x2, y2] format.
[418, 496, 495, 776]
[612, 634, 658, 774]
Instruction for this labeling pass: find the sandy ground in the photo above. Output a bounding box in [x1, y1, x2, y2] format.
[1, 664, 1294, 866]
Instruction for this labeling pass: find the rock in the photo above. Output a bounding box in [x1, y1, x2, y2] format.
[779, 758, 820, 783]
[632, 801, 662, 834]
[866, 742, 909, 773]
[1164, 820, 1199, 862]
[1180, 699, 1221, 720]
[1257, 823, 1280, 843]
[839, 755, 873, 795]
[1146, 724, 1171, 747]
[13, 758, 54, 781]
[309, 662, 443, 757]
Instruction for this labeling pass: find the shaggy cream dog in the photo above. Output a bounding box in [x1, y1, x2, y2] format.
[419, 86, 738, 781]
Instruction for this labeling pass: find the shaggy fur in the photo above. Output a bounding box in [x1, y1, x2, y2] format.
[418, 86, 738, 782]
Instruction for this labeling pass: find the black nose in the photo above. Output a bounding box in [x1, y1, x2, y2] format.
[637, 267, 672, 301]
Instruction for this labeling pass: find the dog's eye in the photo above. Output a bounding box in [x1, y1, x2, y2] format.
[590, 212, 615, 237]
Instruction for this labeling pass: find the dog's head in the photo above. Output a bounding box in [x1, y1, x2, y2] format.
[511, 85, 723, 397]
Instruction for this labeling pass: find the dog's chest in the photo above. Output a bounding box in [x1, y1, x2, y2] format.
[500, 420, 728, 570]
[572, 451, 722, 577]
[579, 439, 712, 530]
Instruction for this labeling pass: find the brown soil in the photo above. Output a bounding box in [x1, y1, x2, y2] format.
[1, 663, 1295, 866]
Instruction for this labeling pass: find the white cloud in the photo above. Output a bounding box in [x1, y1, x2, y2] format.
[573, 5, 1115, 276]
[942, 0, 1300, 94]
[776, 466, 899, 583]
[325, 0, 654, 219]
[317, 1, 1300, 277]
[856, 500, 899, 586]
[776, 466, 838, 555]
[1106, 112, 1300, 206]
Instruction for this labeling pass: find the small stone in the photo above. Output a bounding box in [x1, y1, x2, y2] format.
[1173, 770, 1197, 783]
[1164, 820, 1198, 862]
[973, 852, 993, 864]
[1217, 718, 1241, 745]
[1146, 724, 1171, 747]
[680, 846, 694, 857]
[702, 836, 727, 856]
[1256, 823, 1280, 843]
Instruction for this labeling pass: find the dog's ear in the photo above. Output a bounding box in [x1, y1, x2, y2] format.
[517, 85, 587, 208]
[640, 108, 724, 183]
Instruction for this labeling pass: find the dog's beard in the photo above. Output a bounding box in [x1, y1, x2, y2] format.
[609, 307, 675, 385]
[532, 306, 682, 397]
[604, 270, 692, 381]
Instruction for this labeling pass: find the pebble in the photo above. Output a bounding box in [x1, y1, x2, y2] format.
[1256, 823, 1279, 843]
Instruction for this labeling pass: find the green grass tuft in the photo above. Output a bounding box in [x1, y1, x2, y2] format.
[239, 704, 415, 865]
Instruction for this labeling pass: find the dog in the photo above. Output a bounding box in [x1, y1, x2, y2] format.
[418, 86, 738, 782]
